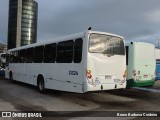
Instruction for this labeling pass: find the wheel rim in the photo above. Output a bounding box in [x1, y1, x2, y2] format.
[39, 80, 44, 91]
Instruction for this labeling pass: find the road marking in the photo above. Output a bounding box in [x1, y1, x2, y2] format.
[133, 87, 160, 93]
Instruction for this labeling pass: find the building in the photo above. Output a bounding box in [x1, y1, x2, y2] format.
[8, 0, 38, 49]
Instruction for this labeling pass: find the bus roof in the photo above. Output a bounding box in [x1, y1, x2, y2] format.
[125, 41, 155, 47]
[8, 30, 124, 52]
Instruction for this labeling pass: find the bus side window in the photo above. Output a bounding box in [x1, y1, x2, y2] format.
[19, 49, 26, 63]
[57, 40, 74, 63]
[34, 46, 44, 63]
[12, 51, 19, 63]
[26, 48, 34, 63]
[10, 52, 14, 63]
[44, 43, 56, 63]
[57, 42, 65, 63]
[126, 46, 129, 65]
[74, 38, 83, 63]
[5, 53, 9, 66]
[65, 40, 74, 63]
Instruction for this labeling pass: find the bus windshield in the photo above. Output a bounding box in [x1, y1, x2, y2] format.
[89, 33, 125, 55]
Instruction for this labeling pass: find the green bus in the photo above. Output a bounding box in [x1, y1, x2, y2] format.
[125, 42, 156, 88]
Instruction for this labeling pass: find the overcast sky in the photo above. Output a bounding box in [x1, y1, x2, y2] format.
[1, 0, 160, 47]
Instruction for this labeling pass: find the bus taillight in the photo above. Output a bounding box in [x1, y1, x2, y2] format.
[133, 69, 136, 77]
[123, 69, 126, 78]
[87, 70, 92, 79]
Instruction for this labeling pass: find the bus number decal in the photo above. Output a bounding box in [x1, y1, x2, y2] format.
[69, 71, 78, 75]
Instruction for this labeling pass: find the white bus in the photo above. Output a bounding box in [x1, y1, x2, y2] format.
[5, 30, 126, 93]
[0, 53, 6, 68]
[125, 42, 156, 88]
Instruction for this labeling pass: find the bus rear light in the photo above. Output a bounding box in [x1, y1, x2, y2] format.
[133, 69, 136, 76]
[87, 70, 92, 79]
[87, 74, 92, 79]
[123, 70, 126, 78]
[87, 70, 91, 75]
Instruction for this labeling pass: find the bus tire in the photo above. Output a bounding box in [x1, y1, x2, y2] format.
[9, 71, 13, 80]
[37, 76, 45, 93]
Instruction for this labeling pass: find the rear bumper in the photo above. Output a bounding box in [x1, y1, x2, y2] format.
[83, 82, 126, 93]
[126, 79, 155, 88]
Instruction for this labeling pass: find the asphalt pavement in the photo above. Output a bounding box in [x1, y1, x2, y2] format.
[0, 78, 160, 120]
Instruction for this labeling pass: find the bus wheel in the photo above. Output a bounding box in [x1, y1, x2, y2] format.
[9, 71, 13, 80]
[37, 76, 45, 93]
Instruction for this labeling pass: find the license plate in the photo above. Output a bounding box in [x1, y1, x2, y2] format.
[144, 75, 148, 78]
[105, 75, 112, 79]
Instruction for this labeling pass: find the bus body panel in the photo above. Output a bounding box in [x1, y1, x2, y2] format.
[85, 54, 126, 91]
[6, 63, 85, 93]
[44, 63, 84, 93]
[126, 42, 155, 87]
[9, 64, 25, 83]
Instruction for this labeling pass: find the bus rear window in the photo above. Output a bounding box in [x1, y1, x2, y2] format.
[89, 33, 125, 55]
